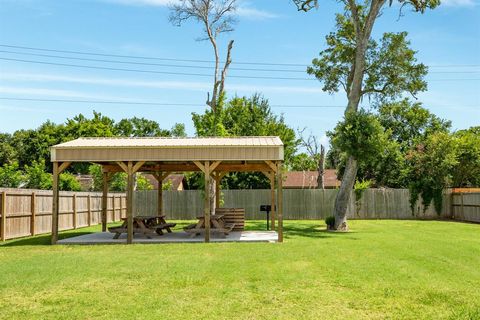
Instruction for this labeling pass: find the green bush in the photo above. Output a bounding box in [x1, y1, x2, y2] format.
[328, 109, 388, 165]
[0, 162, 24, 188]
[325, 216, 335, 228]
[59, 173, 82, 191]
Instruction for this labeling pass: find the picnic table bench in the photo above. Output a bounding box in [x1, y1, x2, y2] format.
[184, 214, 235, 238]
[108, 215, 176, 239]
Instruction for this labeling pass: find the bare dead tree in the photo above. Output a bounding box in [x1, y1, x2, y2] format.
[299, 130, 326, 189]
[169, 0, 237, 113]
[170, 1, 237, 215]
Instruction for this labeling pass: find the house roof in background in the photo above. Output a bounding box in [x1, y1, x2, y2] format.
[284, 170, 340, 189]
[144, 174, 185, 191]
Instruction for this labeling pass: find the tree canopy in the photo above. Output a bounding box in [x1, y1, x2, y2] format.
[307, 11, 427, 104]
[0, 112, 184, 191]
[191, 94, 298, 189]
[326, 99, 479, 213]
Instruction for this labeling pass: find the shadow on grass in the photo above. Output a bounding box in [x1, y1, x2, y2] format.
[1, 220, 360, 246]
[246, 220, 359, 240]
[284, 225, 359, 240]
[0, 230, 95, 247]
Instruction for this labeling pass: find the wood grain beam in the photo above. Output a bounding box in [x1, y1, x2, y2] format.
[103, 162, 273, 173]
[264, 160, 277, 173]
[193, 161, 205, 173]
[116, 161, 128, 173]
[58, 161, 71, 174]
[132, 161, 146, 174]
[209, 160, 222, 172]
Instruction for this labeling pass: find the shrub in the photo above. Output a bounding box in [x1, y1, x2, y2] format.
[59, 173, 82, 191]
[325, 216, 335, 229]
[0, 162, 24, 188]
[328, 109, 388, 165]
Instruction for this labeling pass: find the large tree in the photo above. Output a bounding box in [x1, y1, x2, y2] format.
[115, 117, 170, 137]
[378, 99, 451, 152]
[294, 0, 437, 230]
[451, 127, 480, 188]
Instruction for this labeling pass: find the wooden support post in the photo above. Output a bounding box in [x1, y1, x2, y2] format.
[126, 162, 134, 244]
[72, 194, 77, 229]
[112, 195, 116, 221]
[1, 191, 6, 241]
[87, 194, 92, 226]
[158, 183, 163, 217]
[204, 161, 211, 243]
[51, 162, 60, 245]
[270, 173, 276, 231]
[153, 172, 170, 217]
[277, 162, 283, 243]
[215, 179, 220, 210]
[101, 171, 109, 232]
[214, 173, 222, 210]
[31, 192, 36, 236]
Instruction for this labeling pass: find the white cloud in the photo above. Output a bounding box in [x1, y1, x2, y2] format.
[0, 85, 144, 101]
[0, 104, 55, 113]
[236, 7, 280, 19]
[0, 86, 87, 98]
[0, 72, 324, 94]
[441, 0, 477, 6]
[101, 0, 279, 19]
[102, 0, 174, 6]
[0, 73, 210, 91]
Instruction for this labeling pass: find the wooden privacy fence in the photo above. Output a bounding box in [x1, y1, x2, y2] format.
[135, 188, 454, 220]
[2, 188, 478, 241]
[0, 188, 126, 241]
[451, 192, 480, 223]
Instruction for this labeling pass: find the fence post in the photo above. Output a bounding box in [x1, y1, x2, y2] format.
[450, 191, 455, 219]
[1, 191, 6, 241]
[72, 194, 77, 229]
[31, 192, 36, 236]
[460, 192, 464, 220]
[87, 194, 91, 226]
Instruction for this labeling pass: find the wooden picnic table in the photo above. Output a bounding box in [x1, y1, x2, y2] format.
[184, 214, 235, 238]
[108, 215, 176, 239]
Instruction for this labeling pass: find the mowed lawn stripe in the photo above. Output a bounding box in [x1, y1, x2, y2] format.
[1, 220, 479, 319]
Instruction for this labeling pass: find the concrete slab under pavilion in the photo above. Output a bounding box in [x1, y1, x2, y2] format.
[58, 230, 278, 244]
[50, 137, 285, 244]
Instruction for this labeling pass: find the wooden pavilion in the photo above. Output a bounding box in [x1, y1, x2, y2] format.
[50, 136, 284, 244]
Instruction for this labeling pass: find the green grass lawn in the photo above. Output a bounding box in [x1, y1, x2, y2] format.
[1, 220, 479, 320]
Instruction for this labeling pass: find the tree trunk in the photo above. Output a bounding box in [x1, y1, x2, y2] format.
[330, 0, 385, 230]
[317, 144, 325, 189]
[333, 156, 357, 230]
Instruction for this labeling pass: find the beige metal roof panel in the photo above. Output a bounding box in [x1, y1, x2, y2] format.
[52, 136, 283, 149]
[51, 136, 284, 162]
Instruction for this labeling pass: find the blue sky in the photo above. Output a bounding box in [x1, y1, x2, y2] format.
[0, 0, 479, 144]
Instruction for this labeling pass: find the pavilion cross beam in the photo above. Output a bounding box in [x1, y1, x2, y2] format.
[194, 160, 222, 174]
[116, 161, 145, 174]
[264, 160, 278, 173]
